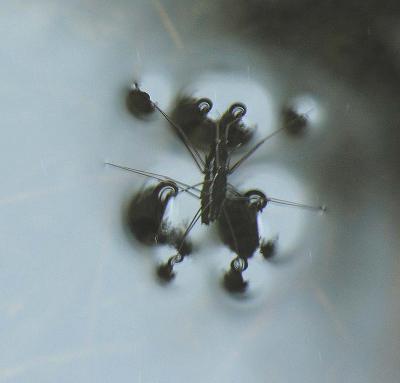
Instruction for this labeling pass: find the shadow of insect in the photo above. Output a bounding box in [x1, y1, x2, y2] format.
[169, 95, 255, 151]
[125, 180, 193, 282]
[281, 105, 309, 136]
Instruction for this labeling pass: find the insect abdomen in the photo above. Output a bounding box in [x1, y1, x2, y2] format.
[201, 169, 227, 224]
[200, 134, 230, 224]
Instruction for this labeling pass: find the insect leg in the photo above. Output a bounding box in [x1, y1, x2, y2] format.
[157, 206, 203, 281]
[226, 183, 242, 197]
[152, 104, 206, 173]
[105, 162, 201, 199]
[226, 184, 326, 213]
[179, 182, 204, 194]
[215, 120, 220, 166]
[228, 126, 285, 174]
[221, 205, 249, 293]
[229, 108, 315, 174]
[267, 197, 326, 212]
[260, 238, 278, 259]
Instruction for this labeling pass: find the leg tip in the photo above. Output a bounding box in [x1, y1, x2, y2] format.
[156, 263, 175, 283]
[223, 270, 248, 293]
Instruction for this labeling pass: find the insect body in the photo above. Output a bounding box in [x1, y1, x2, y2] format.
[112, 83, 325, 293]
[200, 103, 246, 224]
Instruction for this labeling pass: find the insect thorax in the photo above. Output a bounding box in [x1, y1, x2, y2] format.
[200, 142, 229, 225]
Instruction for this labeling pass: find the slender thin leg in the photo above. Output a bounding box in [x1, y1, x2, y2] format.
[105, 162, 201, 199]
[229, 108, 315, 174]
[157, 206, 203, 281]
[228, 126, 285, 174]
[153, 104, 206, 173]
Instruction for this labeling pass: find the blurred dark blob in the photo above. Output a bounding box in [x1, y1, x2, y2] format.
[217, 0, 400, 90]
[218, 189, 273, 293]
[170, 96, 254, 150]
[281, 106, 308, 136]
[170, 95, 216, 150]
[223, 257, 249, 293]
[126, 83, 155, 119]
[260, 238, 277, 260]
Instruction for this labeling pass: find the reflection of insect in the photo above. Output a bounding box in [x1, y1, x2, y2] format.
[170, 95, 254, 150]
[126, 83, 155, 119]
[116, 167, 194, 281]
[282, 105, 308, 135]
[109, 83, 325, 293]
[126, 180, 178, 245]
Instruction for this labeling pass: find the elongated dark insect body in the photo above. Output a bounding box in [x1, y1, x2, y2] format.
[126, 83, 155, 119]
[224, 257, 249, 293]
[200, 103, 247, 225]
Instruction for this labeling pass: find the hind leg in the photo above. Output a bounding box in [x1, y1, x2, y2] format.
[156, 206, 202, 282]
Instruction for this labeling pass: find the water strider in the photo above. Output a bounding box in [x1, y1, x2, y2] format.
[109, 83, 326, 292]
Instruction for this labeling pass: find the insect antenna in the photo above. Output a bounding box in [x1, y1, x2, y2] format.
[105, 162, 201, 199]
[229, 108, 315, 174]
